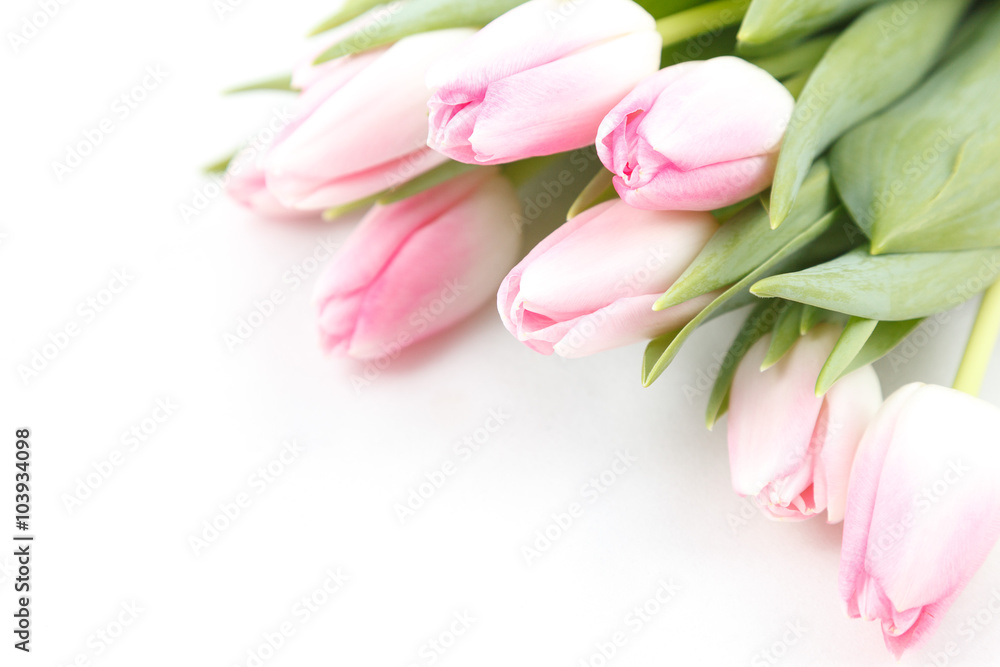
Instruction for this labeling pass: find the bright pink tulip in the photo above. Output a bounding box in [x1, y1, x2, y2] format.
[426, 0, 662, 165]
[597, 56, 794, 211]
[265, 29, 475, 210]
[314, 169, 521, 359]
[497, 200, 717, 357]
[840, 383, 1000, 658]
[728, 324, 882, 522]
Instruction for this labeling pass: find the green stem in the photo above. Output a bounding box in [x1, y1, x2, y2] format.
[655, 0, 749, 48]
[953, 278, 1000, 396]
[749, 34, 836, 81]
[782, 66, 814, 99]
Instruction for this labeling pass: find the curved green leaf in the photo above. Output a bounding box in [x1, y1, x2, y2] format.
[655, 160, 835, 310]
[738, 0, 877, 47]
[315, 0, 526, 63]
[309, 0, 385, 36]
[642, 208, 842, 386]
[761, 301, 802, 369]
[751, 247, 1000, 320]
[224, 74, 295, 94]
[706, 299, 787, 428]
[769, 0, 970, 228]
[815, 317, 922, 394]
[830, 5, 1000, 253]
[377, 161, 480, 206]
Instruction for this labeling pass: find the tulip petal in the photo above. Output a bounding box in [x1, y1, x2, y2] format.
[466, 31, 662, 164]
[817, 365, 882, 523]
[728, 325, 839, 498]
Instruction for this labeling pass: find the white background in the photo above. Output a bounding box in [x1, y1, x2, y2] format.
[4, 1, 1000, 665]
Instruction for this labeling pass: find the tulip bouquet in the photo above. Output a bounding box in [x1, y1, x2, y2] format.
[212, 0, 1000, 657]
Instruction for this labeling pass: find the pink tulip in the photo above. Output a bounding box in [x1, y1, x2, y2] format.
[728, 324, 882, 522]
[225, 146, 315, 219]
[497, 200, 717, 358]
[597, 56, 794, 211]
[426, 0, 662, 165]
[840, 383, 1000, 658]
[265, 29, 475, 210]
[314, 168, 521, 359]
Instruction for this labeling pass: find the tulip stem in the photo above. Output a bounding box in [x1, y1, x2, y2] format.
[953, 278, 1000, 397]
[654, 0, 750, 48]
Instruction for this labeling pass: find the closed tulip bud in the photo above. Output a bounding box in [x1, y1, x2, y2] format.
[426, 0, 662, 165]
[840, 383, 1000, 658]
[597, 56, 794, 211]
[728, 324, 882, 522]
[314, 169, 521, 359]
[265, 29, 475, 210]
[225, 147, 314, 219]
[497, 200, 717, 358]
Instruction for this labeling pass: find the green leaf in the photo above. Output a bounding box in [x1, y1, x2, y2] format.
[738, 0, 878, 47]
[565, 170, 616, 220]
[815, 316, 878, 394]
[769, 0, 970, 228]
[761, 301, 803, 369]
[817, 318, 922, 394]
[751, 246, 1000, 320]
[830, 5, 1000, 253]
[203, 151, 236, 174]
[706, 299, 787, 428]
[377, 161, 480, 206]
[308, 0, 386, 36]
[224, 74, 296, 94]
[654, 160, 836, 310]
[315, 0, 526, 63]
[322, 191, 385, 220]
[798, 304, 838, 334]
[642, 208, 842, 386]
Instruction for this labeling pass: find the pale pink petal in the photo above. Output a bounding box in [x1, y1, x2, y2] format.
[728, 325, 839, 497]
[425, 0, 656, 94]
[347, 176, 522, 357]
[514, 202, 716, 319]
[818, 365, 882, 523]
[614, 154, 778, 211]
[839, 382, 925, 619]
[466, 31, 662, 164]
